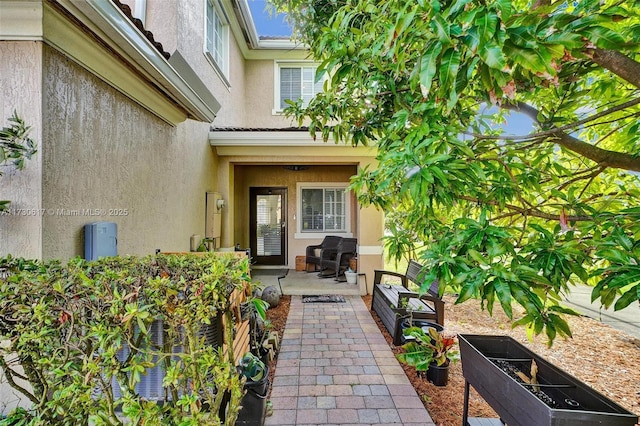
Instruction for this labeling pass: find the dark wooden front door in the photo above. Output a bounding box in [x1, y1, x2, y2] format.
[250, 187, 287, 265]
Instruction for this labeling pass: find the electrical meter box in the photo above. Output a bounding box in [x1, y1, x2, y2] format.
[84, 222, 117, 260]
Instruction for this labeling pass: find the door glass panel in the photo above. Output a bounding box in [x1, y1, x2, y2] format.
[256, 194, 282, 256]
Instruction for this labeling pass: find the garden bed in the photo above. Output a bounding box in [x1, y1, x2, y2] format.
[363, 294, 640, 426]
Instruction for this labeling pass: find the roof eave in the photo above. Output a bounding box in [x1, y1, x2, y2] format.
[210, 129, 331, 146]
[231, 0, 304, 52]
[58, 0, 220, 123]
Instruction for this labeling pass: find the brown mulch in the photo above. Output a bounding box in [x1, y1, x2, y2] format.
[363, 294, 640, 426]
[264, 294, 639, 426]
[265, 295, 291, 393]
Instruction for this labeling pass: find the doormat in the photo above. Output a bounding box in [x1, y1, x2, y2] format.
[302, 295, 346, 303]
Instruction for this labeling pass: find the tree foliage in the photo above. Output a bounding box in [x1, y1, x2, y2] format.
[0, 111, 37, 211]
[273, 0, 640, 343]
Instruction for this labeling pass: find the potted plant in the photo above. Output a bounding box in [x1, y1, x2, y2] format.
[396, 326, 459, 386]
[236, 352, 270, 426]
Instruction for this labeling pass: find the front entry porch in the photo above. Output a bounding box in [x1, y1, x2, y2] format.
[252, 269, 363, 296]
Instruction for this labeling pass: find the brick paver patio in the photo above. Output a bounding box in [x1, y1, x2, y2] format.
[265, 295, 435, 425]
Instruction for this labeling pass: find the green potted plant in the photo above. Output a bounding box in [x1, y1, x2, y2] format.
[396, 327, 459, 386]
[236, 352, 270, 426]
[237, 352, 268, 382]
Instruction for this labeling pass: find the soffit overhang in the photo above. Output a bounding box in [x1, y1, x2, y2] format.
[209, 129, 377, 158]
[227, 0, 308, 61]
[0, 0, 220, 126]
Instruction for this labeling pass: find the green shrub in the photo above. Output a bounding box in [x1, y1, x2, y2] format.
[0, 253, 251, 425]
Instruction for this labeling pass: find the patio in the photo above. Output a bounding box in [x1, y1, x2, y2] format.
[252, 269, 364, 296]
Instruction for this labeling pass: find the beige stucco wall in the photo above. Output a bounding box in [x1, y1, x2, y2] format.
[145, 0, 249, 127]
[0, 42, 44, 259]
[40, 46, 216, 260]
[244, 60, 297, 128]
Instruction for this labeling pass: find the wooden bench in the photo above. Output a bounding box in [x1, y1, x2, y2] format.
[371, 260, 444, 345]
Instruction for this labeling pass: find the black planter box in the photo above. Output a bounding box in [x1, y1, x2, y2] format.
[458, 334, 638, 426]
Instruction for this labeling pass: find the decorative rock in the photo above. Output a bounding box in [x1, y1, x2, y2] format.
[260, 285, 280, 308]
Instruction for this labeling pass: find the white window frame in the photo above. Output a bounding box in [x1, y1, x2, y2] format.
[273, 61, 325, 115]
[295, 182, 352, 238]
[204, 0, 230, 86]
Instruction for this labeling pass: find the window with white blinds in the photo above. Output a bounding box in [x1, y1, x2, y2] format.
[277, 64, 324, 110]
[205, 0, 228, 76]
[298, 184, 350, 234]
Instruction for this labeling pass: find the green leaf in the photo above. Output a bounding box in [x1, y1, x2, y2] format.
[444, 0, 472, 19]
[544, 31, 584, 49]
[478, 42, 506, 70]
[136, 316, 147, 335]
[545, 321, 557, 344]
[512, 314, 533, 328]
[597, 248, 630, 264]
[394, 8, 417, 41]
[507, 27, 537, 49]
[396, 342, 434, 371]
[468, 249, 487, 264]
[475, 8, 498, 44]
[614, 285, 639, 311]
[549, 313, 572, 338]
[419, 41, 443, 97]
[581, 26, 626, 49]
[431, 14, 452, 45]
[503, 43, 548, 73]
[456, 280, 479, 303]
[493, 278, 513, 319]
[439, 48, 461, 92]
[494, 0, 513, 22]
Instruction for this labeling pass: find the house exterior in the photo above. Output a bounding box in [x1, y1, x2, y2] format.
[0, 0, 384, 294]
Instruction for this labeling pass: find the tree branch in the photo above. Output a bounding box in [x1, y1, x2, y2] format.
[458, 195, 593, 222]
[502, 101, 640, 172]
[0, 356, 39, 405]
[589, 48, 640, 89]
[466, 97, 640, 144]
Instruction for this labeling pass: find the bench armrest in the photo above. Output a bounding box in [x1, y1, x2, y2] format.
[397, 289, 443, 304]
[374, 269, 408, 288]
[397, 289, 445, 326]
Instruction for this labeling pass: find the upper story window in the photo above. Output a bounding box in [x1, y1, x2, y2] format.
[297, 183, 350, 235]
[205, 0, 229, 79]
[275, 62, 324, 112]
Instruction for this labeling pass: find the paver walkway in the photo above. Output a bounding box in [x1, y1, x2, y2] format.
[265, 295, 435, 426]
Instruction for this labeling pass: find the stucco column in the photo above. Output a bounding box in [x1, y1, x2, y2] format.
[217, 157, 234, 249]
[356, 203, 384, 295]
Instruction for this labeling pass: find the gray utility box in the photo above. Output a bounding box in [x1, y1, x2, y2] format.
[84, 222, 117, 260]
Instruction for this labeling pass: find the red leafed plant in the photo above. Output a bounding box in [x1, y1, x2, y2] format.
[397, 327, 460, 369]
